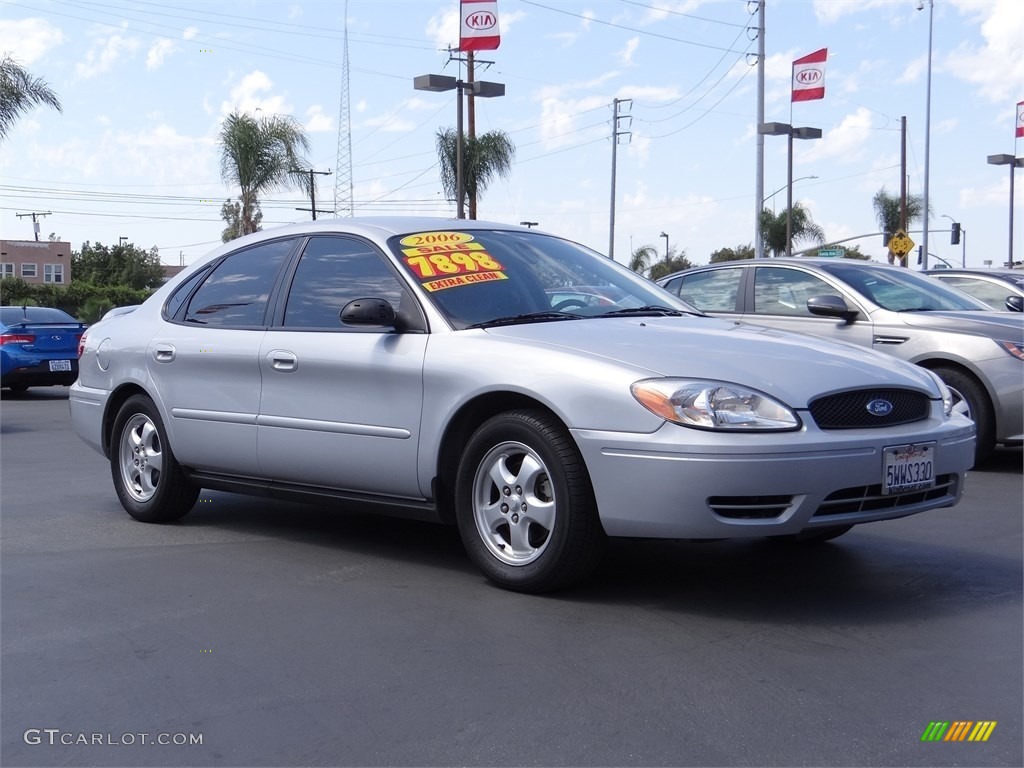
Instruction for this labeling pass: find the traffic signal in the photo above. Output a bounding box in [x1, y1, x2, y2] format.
[917, 246, 923, 265]
[951, 222, 961, 245]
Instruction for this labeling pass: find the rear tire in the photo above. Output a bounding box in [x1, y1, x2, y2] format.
[110, 395, 198, 523]
[454, 409, 606, 593]
[933, 365, 994, 465]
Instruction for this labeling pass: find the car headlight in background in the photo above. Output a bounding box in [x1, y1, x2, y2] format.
[631, 379, 800, 431]
[996, 340, 1024, 360]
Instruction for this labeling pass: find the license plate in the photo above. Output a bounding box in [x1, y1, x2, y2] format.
[883, 443, 935, 495]
[48, 359, 72, 372]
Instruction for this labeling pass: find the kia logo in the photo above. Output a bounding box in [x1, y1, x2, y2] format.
[866, 399, 894, 417]
[796, 68, 823, 85]
[466, 12, 496, 31]
[51, 335, 62, 341]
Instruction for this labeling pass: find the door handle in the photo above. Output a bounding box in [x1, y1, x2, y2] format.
[153, 343, 175, 363]
[267, 350, 297, 372]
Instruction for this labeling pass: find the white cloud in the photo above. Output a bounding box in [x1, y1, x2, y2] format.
[183, 26, 200, 41]
[812, 0, 895, 25]
[362, 114, 415, 132]
[617, 37, 640, 66]
[306, 105, 332, 133]
[546, 10, 594, 48]
[287, 5, 303, 21]
[945, 0, 1024, 102]
[0, 18, 65, 65]
[801, 107, 875, 163]
[425, 7, 460, 50]
[76, 31, 141, 79]
[220, 71, 292, 116]
[146, 39, 177, 71]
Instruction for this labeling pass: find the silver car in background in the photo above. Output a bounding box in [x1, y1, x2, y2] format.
[71, 220, 975, 592]
[923, 268, 1024, 313]
[659, 258, 1023, 463]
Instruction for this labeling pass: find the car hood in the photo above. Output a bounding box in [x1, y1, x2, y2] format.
[484, 316, 940, 405]
[896, 310, 1024, 340]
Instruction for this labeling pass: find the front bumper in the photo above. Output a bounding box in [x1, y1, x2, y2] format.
[573, 412, 976, 539]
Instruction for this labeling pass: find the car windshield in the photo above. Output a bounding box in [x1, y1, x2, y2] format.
[387, 228, 696, 328]
[0, 306, 79, 325]
[818, 262, 992, 312]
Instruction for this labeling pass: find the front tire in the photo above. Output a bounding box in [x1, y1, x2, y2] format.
[454, 410, 606, 593]
[110, 395, 198, 522]
[933, 365, 994, 465]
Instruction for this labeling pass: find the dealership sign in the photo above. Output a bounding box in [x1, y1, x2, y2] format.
[459, 0, 501, 51]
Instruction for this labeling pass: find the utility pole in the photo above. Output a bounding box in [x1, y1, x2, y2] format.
[297, 169, 334, 220]
[753, 0, 766, 258]
[608, 97, 632, 260]
[16, 211, 51, 242]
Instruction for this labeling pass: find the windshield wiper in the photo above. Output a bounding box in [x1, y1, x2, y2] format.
[467, 311, 584, 329]
[597, 305, 691, 317]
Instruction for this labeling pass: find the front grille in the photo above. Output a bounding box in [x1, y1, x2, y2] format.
[709, 495, 794, 519]
[809, 388, 930, 429]
[814, 473, 957, 516]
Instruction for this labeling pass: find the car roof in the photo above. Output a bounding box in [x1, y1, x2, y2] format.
[656, 258, 897, 283]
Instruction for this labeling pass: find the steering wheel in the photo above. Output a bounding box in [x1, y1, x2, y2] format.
[552, 299, 589, 311]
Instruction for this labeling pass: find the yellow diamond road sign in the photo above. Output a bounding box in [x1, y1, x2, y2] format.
[889, 229, 915, 258]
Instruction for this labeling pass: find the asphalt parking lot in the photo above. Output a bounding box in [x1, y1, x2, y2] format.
[2, 387, 1022, 767]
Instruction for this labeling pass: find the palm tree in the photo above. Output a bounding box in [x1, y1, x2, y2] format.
[218, 111, 311, 238]
[759, 205, 825, 258]
[0, 53, 62, 140]
[628, 244, 658, 275]
[872, 187, 925, 264]
[436, 128, 515, 219]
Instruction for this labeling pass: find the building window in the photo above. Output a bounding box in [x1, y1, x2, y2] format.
[0, 263, 13, 279]
[21, 263, 37, 278]
[44, 264, 64, 284]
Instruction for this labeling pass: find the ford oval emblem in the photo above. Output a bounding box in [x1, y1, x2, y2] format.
[867, 399, 894, 417]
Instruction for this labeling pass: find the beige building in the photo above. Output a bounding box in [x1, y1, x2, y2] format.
[0, 240, 73, 285]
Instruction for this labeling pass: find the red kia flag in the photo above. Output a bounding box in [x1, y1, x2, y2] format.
[1016, 100, 1024, 138]
[792, 48, 827, 102]
[459, 0, 501, 51]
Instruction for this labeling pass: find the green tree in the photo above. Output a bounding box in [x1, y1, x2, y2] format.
[436, 128, 515, 219]
[647, 248, 693, 281]
[872, 187, 926, 264]
[220, 198, 262, 243]
[0, 53, 62, 140]
[759, 205, 825, 258]
[628, 244, 658, 275]
[709, 244, 755, 263]
[218, 110, 311, 239]
[72, 241, 165, 290]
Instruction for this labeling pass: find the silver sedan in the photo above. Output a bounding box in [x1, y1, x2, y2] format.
[71, 219, 975, 592]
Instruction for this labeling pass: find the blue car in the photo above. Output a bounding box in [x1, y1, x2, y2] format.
[1, 306, 86, 392]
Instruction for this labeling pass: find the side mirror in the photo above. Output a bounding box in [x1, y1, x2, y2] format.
[340, 298, 397, 327]
[807, 294, 859, 323]
[1005, 295, 1023, 313]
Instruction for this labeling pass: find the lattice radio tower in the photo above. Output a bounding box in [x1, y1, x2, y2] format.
[333, 0, 354, 216]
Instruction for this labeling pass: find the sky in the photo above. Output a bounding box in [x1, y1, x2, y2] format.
[1, 0, 1022, 271]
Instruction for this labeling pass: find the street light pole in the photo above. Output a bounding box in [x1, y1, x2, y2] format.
[987, 154, 1023, 267]
[413, 74, 505, 221]
[918, 0, 934, 269]
[660, 231, 669, 258]
[758, 122, 822, 257]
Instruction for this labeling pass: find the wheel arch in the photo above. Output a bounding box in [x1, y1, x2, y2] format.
[433, 392, 578, 525]
[102, 383, 155, 457]
[915, 357, 995, 409]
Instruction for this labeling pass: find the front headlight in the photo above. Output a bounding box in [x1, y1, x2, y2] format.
[923, 369, 954, 417]
[631, 379, 801, 431]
